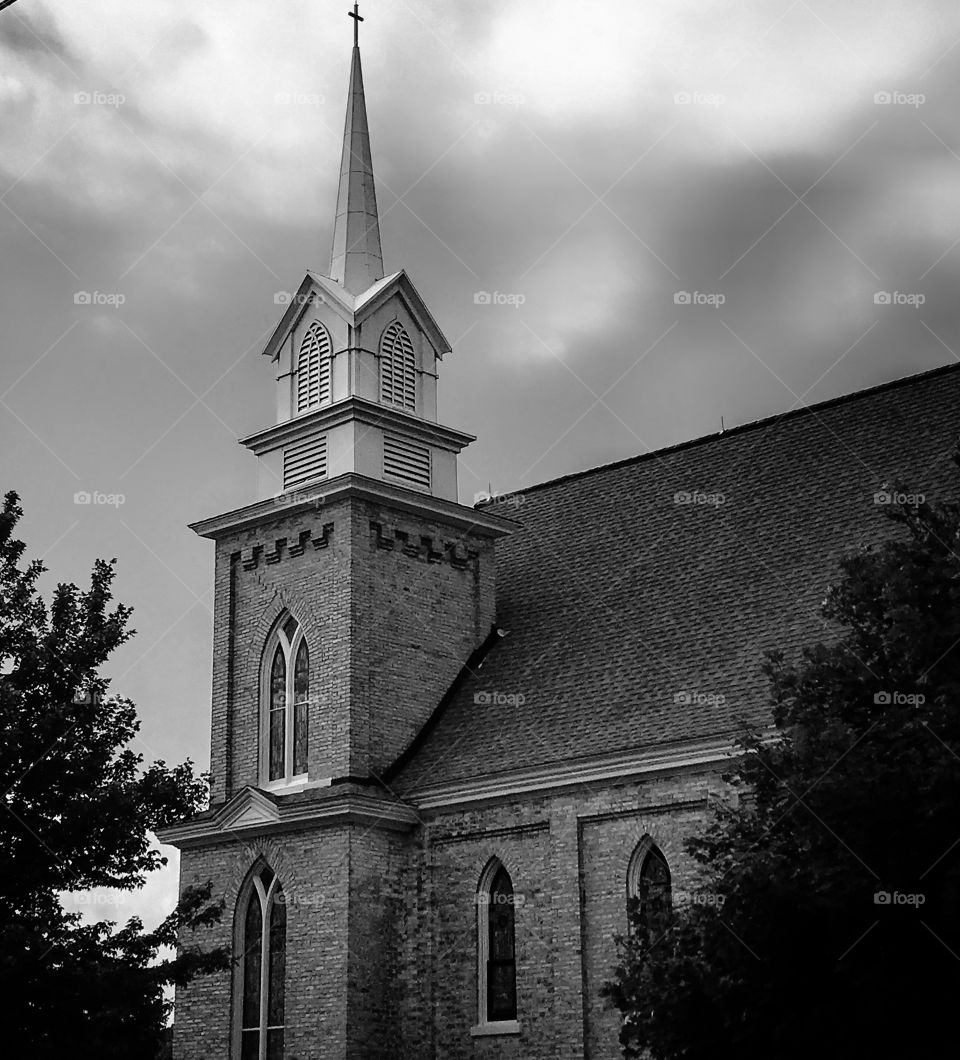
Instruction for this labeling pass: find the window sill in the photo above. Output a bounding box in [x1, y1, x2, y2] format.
[261, 774, 327, 795]
[470, 1021, 520, 1038]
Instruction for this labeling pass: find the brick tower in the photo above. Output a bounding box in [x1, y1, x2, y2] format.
[160, 9, 512, 1057]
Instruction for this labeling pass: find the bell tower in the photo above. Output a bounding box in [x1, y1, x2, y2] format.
[187, 7, 513, 800]
[162, 13, 513, 1057]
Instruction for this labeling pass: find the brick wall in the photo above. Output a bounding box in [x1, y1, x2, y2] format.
[172, 767, 724, 1059]
[187, 483, 727, 1059]
[205, 492, 497, 801]
[406, 766, 725, 1060]
[174, 825, 353, 1060]
[345, 826, 411, 1058]
[576, 778, 717, 1060]
[209, 501, 353, 799]
[355, 498, 497, 776]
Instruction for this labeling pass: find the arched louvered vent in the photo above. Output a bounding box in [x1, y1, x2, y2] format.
[379, 321, 417, 411]
[296, 322, 332, 413]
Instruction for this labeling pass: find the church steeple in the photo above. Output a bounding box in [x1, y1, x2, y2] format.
[247, 6, 489, 508]
[328, 4, 384, 296]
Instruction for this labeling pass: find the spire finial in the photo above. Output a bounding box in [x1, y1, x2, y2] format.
[348, 2, 363, 47]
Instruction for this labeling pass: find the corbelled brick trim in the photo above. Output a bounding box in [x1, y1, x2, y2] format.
[370, 519, 479, 572]
[240, 521, 335, 570]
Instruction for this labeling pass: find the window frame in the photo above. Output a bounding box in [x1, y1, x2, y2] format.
[472, 858, 521, 1038]
[234, 864, 286, 1060]
[626, 837, 672, 941]
[259, 616, 309, 790]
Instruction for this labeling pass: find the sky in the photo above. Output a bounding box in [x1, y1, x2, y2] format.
[2, 0, 960, 931]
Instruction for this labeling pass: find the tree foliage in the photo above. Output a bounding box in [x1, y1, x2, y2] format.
[0, 491, 228, 1056]
[604, 484, 960, 1059]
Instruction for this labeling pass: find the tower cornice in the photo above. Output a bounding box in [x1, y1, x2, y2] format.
[239, 396, 475, 456]
[188, 472, 517, 541]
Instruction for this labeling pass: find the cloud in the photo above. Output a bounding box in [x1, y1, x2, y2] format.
[0, 71, 28, 102]
[59, 836, 180, 932]
[0, 3, 75, 63]
[6, 0, 960, 939]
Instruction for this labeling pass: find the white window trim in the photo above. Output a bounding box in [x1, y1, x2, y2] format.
[259, 618, 309, 790]
[234, 868, 284, 1060]
[626, 836, 656, 902]
[472, 858, 521, 1037]
[626, 836, 672, 933]
[470, 1021, 520, 1038]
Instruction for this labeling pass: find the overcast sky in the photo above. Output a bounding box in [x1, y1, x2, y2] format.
[3, 0, 960, 929]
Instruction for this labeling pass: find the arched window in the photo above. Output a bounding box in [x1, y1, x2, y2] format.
[296, 321, 332, 412]
[238, 864, 286, 1060]
[477, 859, 518, 1028]
[262, 615, 309, 785]
[379, 320, 417, 411]
[627, 839, 672, 942]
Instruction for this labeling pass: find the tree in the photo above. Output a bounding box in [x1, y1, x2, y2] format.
[603, 482, 960, 1060]
[0, 491, 228, 1057]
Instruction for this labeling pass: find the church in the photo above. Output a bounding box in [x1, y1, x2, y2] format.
[157, 11, 960, 1060]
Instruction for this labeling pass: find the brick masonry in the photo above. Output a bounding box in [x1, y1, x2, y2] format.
[407, 770, 724, 1060]
[206, 493, 497, 802]
[174, 366, 960, 1057]
[174, 768, 724, 1060]
[174, 478, 744, 1060]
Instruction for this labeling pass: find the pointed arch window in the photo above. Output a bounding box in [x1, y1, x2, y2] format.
[475, 859, 520, 1034]
[296, 321, 332, 412]
[627, 839, 672, 942]
[261, 615, 309, 785]
[379, 320, 417, 411]
[238, 865, 286, 1060]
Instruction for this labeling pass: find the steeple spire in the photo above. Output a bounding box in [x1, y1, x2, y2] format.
[328, 4, 384, 296]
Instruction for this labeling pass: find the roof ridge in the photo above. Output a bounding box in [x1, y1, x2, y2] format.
[495, 360, 960, 501]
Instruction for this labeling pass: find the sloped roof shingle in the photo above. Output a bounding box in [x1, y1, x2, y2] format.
[393, 363, 960, 795]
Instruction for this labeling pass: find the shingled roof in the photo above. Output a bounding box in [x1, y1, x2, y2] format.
[392, 363, 960, 796]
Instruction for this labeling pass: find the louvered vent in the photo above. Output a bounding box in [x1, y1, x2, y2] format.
[296, 322, 332, 412]
[379, 321, 417, 411]
[283, 433, 327, 490]
[383, 434, 431, 491]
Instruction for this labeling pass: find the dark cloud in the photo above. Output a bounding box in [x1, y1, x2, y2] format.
[2, 4, 960, 902]
[0, 4, 76, 65]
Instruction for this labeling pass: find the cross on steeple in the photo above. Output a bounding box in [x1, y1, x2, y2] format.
[348, 2, 363, 46]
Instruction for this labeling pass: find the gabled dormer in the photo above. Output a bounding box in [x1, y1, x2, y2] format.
[241, 34, 474, 505]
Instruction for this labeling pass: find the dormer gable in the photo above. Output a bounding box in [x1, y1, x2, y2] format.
[262, 270, 451, 428]
[262, 271, 451, 371]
